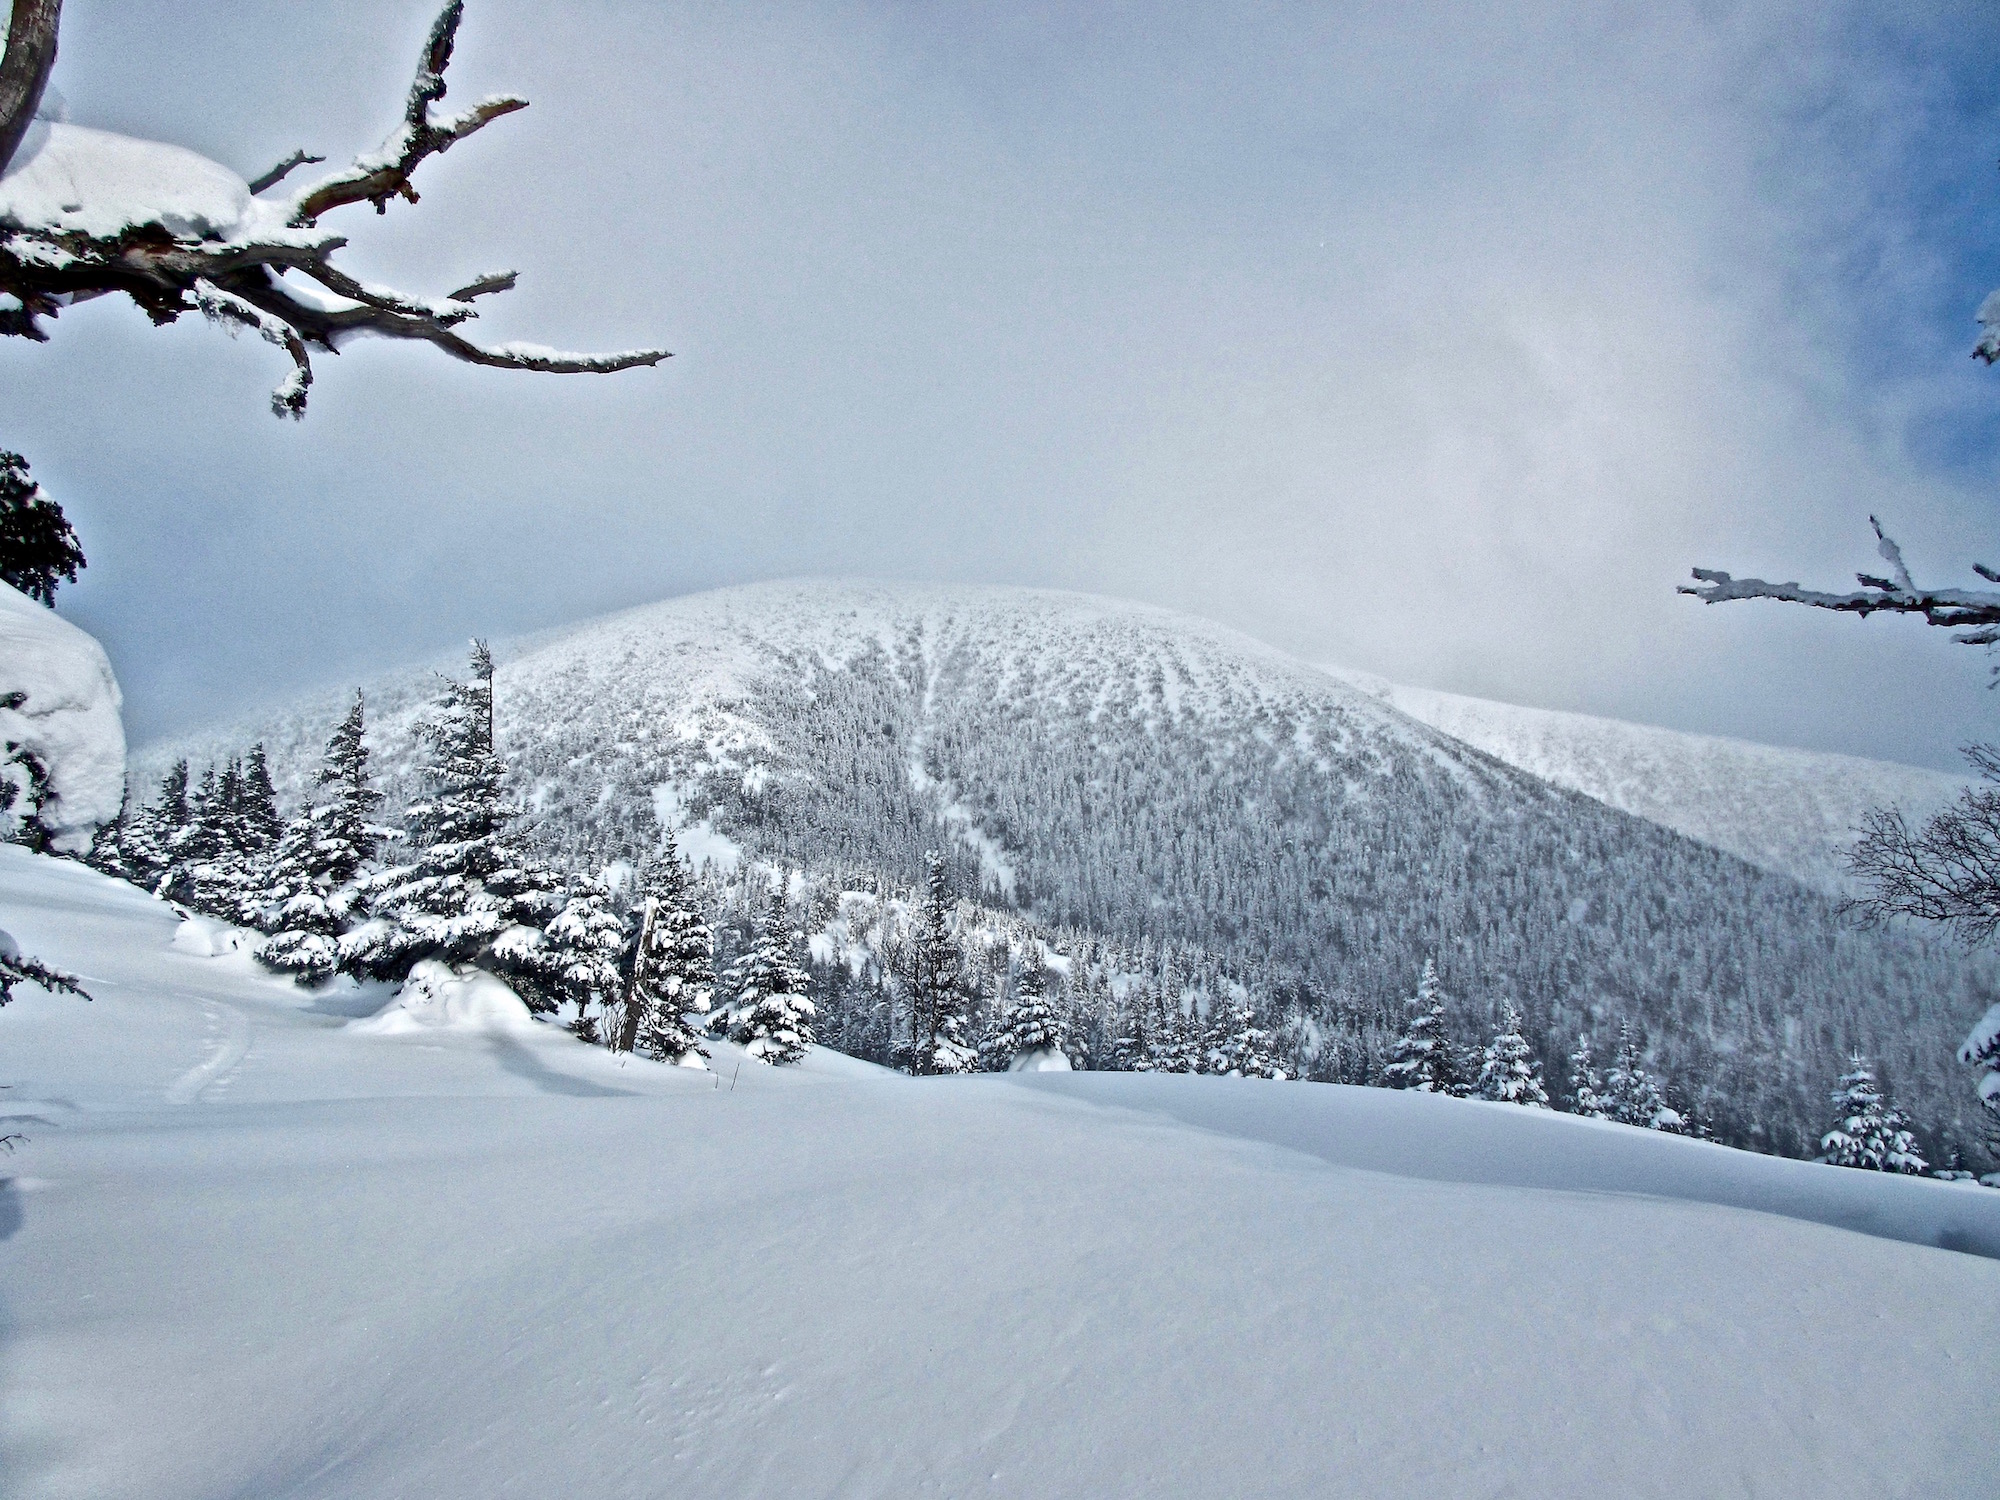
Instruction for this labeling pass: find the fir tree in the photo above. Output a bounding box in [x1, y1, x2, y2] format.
[1215, 998, 1281, 1079]
[719, 887, 815, 1065]
[1819, 1056, 1929, 1174]
[1384, 959, 1457, 1094]
[993, 941, 1065, 1066]
[1477, 999, 1549, 1106]
[1600, 1022, 1683, 1132]
[258, 697, 386, 981]
[905, 851, 972, 1075]
[520, 872, 628, 1033]
[1115, 975, 1156, 1072]
[0, 451, 85, 606]
[618, 838, 714, 1064]
[346, 642, 537, 989]
[1567, 1034, 1606, 1118]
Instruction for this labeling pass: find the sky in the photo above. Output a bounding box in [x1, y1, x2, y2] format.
[6, 0, 2000, 769]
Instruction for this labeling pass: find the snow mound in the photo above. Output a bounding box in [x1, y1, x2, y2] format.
[169, 916, 258, 958]
[0, 122, 280, 243]
[1323, 667, 1968, 894]
[350, 960, 541, 1037]
[0, 579, 126, 852]
[1009, 1046, 1072, 1073]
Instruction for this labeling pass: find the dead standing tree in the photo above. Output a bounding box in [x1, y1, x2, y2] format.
[0, 1, 668, 416]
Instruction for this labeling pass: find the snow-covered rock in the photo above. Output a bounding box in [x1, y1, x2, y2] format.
[0, 579, 125, 852]
[351, 959, 541, 1037]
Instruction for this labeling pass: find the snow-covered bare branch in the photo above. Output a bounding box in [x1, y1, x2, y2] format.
[1681, 516, 2000, 651]
[0, 2, 669, 416]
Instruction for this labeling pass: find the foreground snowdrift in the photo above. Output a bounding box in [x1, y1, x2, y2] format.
[1, 845, 1995, 1499]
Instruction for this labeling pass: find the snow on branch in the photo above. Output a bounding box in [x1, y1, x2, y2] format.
[1681, 516, 2000, 654]
[0, 2, 668, 416]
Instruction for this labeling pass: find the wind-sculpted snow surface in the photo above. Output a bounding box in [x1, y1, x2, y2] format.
[1, 846, 1996, 1499]
[1325, 667, 1970, 895]
[139, 581, 1998, 1159]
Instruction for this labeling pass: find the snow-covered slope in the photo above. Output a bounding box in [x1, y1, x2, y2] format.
[135, 581, 1997, 1160]
[1324, 667, 1970, 895]
[2, 845, 1995, 1499]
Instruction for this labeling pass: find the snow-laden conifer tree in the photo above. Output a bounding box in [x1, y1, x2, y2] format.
[1600, 1023, 1684, 1132]
[1477, 999, 1549, 1106]
[1567, 1034, 1607, 1118]
[1960, 1002, 2000, 1142]
[258, 698, 387, 981]
[718, 886, 815, 1065]
[1384, 959, 1457, 1093]
[105, 760, 188, 891]
[515, 873, 626, 1034]
[0, 450, 84, 606]
[1819, 1056, 1928, 1174]
[993, 941, 1066, 1070]
[1214, 999, 1282, 1079]
[615, 838, 714, 1064]
[904, 851, 972, 1075]
[345, 642, 540, 988]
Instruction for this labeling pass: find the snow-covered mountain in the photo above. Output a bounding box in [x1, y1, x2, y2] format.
[136, 581, 1996, 1159]
[3, 845, 1994, 1498]
[1322, 667, 1971, 896]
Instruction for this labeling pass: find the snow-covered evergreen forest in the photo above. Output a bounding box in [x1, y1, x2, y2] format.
[123, 580, 1998, 1168]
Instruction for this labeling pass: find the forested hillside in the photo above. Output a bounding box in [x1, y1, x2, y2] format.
[136, 582, 1998, 1163]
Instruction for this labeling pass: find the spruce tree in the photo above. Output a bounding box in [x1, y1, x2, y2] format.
[1567, 1034, 1607, 1118]
[0, 451, 85, 606]
[618, 838, 714, 1064]
[347, 642, 531, 986]
[1384, 959, 1457, 1093]
[521, 872, 628, 1032]
[994, 941, 1065, 1067]
[259, 696, 386, 981]
[905, 851, 971, 1075]
[1477, 999, 1550, 1106]
[1215, 998, 1281, 1079]
[1116, 972, 1156, 1072]
[719, 887, 815, 1065]
[1600, 1023, 1683, 1132]
[1819, 1056, 1929, 1174]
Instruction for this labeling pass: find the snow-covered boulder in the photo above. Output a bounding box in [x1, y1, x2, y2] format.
[1008, 1047, 1072, 1073]
[0, 580, 126, 853]
[351, 960, 540, 1037]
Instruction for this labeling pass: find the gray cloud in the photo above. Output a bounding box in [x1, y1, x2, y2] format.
[5, 0, 1998, 767]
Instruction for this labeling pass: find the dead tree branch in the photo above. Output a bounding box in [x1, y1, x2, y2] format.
[1682, 516, 2000, 660]
[0, 2, 668, 416]
[0, 0, 61, 177]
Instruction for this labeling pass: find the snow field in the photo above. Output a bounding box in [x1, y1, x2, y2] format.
[3, 848, 1996, 1496]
